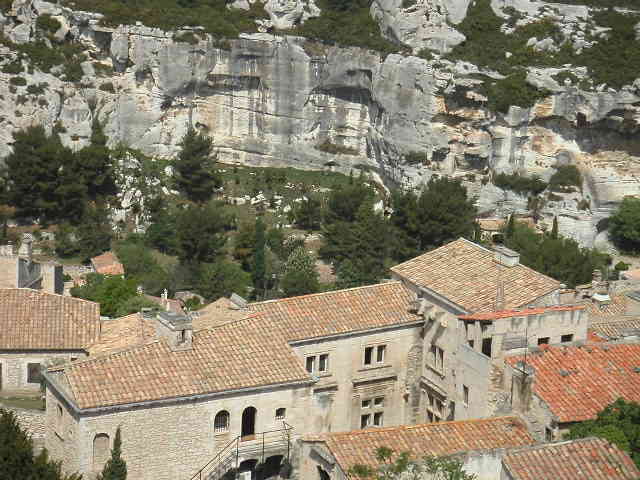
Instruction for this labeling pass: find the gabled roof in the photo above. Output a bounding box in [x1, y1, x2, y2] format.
[54, 283, 420, 409]
[585, 295, 628, 321]
[90, 251, 124, 276]
[0, 288, 100, 350]
[506, 343, 640, 422]
[390, 239, 559, 313]
[248, 282, 420, 342]
[193, 297, 250, 331]
[502, 437, 640, 480]
[63, 312, 311, 409]
[84, 313, 156, 356]
[306, 417, 534, 473]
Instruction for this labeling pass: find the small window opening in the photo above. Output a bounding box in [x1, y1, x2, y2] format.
[561, 334, 573, 343]
[538, 337, 550, 346]
[482, 338, 492, 357]
[364, 346, 374, 365]
[214, 410, 230, 433]
[275, 408, 286, 420]
[318, 354, 329, 372]
[373, 412, 383, 426]
[463, 385, 469, 406]
[360, 414, 371, 429]
[376, 345, 386, 363]
[27, 363, 41, 384]
[374, 397, 384, 407]
[361, 399, 371, 409]
[306, 356, 316, 373]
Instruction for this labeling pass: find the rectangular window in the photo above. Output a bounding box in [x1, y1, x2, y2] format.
[538, 337, 550, 346]
[306, 356, 316, 373]
[482, 338, 492, 358]
[430, 345, 444, 372]
[545, 427, 553, 442]
[374, 397, 384, 407]
[468, 340, 474, 349]
[360, 414, 371, 429]
[318, 354, 329, 372]
[361, 399, 371, 409]
[373, 412, 383, 427]
[364, 346, 374, 365]
[463, 385, 469, 406]
[438, 348, 444, 369]
[427, 411, 434, 423]
[376, 345, 386, 363]
[27, 363, 41, 384]
[561, 334, 573, 343]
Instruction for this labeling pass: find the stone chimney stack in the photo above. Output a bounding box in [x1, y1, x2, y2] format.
[153, 311, 193, 352]
[161, 288, 170, 311]
[18, 233, 33, 263]
[493, 245, 520, 267]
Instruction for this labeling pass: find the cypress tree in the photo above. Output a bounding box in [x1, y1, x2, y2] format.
[551, 216, 559, 239]
[252, 217, 266, 295]
[97, 427, 127, 480]
[505, 213, 516, 239]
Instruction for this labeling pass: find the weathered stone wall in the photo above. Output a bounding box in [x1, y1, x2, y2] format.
[0, 351, 86, 393]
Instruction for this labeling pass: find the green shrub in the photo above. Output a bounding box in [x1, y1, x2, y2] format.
[1, 59, 23, 74]
[26, 83, 47, 95]
[315, 138, 358, 156]
[36, 14, 62, 34]
[480, 71, 550, 113]
[549, 165, 582, 192]
[38, 98, 49, 107]
[93, 62, 114, 76]
[99, 81, 115, 93]
[9, 76, 26, 86]
[174, 31, 200, 45]
[554, 71, 579, 86]
[63, 59, 84, 82]
[493, 172, 547, 195]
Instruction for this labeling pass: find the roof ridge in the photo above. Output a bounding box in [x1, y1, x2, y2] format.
[250, 281, 403, 306]
[65, 339, 164, 369]
[327, 415, 521, 439]
[391, 238, 474, 270]
[4, 287, 100, 307]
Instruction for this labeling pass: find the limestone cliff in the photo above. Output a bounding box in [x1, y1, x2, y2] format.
[0, 0, 639, 248]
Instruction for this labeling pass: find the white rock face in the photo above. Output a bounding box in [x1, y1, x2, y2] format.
[0, 0, 639, 248]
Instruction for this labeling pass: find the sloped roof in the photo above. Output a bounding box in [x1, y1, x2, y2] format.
[506, 343, 640, 422]
[59, 283, 418, 409]
[590, 318, 640, 340]
[503, 437, 640, 480]
[64, 312, 311, 409]
[143, 294, 184, 315]
[585, 295, 628, 321]
[248, 282, 420, 342]
[391, 239, 559, 313]
[459, 305, 583, 321]
[85, 313, 156, 356]
[0, 288, 100, 350]
[90, 251, 124, 276]
[308, 417, 534, 473]
[193, 297, 250, 331]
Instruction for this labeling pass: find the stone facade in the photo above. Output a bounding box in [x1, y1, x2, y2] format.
[0, 350, 86, 394]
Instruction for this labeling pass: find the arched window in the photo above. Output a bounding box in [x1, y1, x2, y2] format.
[93, 433, 110, 470]
[275, 408, 286, 420]
[214, 410, 230, 433]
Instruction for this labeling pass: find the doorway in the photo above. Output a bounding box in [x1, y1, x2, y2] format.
[241, 406, 257, 440]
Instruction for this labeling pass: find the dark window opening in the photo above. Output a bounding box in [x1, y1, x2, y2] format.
[360, 414, 371, 429]
[545, 427, 553, 442]
[463, 385, 469, 406]
[241, 407, 256, 439]
[376, 345, 386, 363]
[214, 410, 230, 433]
[561, 334, 573, 343]
[27, 363, 41, 384]
[364, 346, 373, 365]
[317, 466, 330, 480]
[373, 412, 383, 426]
[538, 337, 550, 346]
[468, 340, 474, 349]
[482, 338, 492, 358]
[318, 354, 329, 372]
[275, 408, 286, 420]
[306, 356, 315, 373]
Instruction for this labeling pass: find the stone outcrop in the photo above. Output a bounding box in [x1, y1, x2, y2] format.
[0, 0, 639, 248]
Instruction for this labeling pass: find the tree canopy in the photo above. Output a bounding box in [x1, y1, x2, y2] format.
[281, 246, 319, 297]
[97, 426, 127, 480]
[172, 129, 221, 204]
[609, 197, 640, 254]
[568, 398, 640, 468]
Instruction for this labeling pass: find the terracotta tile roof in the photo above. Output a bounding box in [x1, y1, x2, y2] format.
[0, 288, 100, 350]
[192, 297, 250, 331]
[503, 437, 640, 480]
[585, 295, 628, 321]
[459, 305, 584, 321]
[477, 218, 505, 231]
[90, 251, 124, 276]
[143, 295, 185, 315]
[248, 282, 420, 342]
[64, 312, 311, 409]
[391, 239, 560, 313]
[85, 313, 156, 356]
[590, 318, 640, 340]
[58, 283, 419, 409]
[313, 417, 534, 473]
[587, 330, 607, 343]
[506, 343, 640, 422]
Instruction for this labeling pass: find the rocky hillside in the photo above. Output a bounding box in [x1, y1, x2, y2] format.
[0, 0, 639, 248]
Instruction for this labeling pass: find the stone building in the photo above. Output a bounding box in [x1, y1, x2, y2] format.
[42, 239, 590, 480]
[504, 342, 640, 441]
[0, 235, 63, 294]
[300, 422, 638, 480]
[0, 288, 100, 393]
[299, 416, 535, 480]
[389, 239, 587, 425]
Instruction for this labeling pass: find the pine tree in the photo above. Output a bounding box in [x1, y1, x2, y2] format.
[73, 120, 118, 202]
[173, 129, 221, 204]
[505, 213, 516, 239]
[97, 427, 127, 480]
[281, 247, 319, 297]
[175, 203, 227, 265]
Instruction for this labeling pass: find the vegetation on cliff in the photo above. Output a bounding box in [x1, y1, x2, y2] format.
[609, 197, 640, 254]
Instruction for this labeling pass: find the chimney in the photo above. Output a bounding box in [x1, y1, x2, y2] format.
[161, 288, 170, 311]
[18, 233, 33, 263]
[154, 311, 193, 352]
[493, 245, 520, 267]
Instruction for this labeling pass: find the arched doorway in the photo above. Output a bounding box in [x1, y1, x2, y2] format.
[242, 407, 257, 440]
[239, 459, 258, 480]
